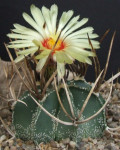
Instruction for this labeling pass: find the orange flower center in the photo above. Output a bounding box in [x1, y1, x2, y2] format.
[42, 38, 65, 54]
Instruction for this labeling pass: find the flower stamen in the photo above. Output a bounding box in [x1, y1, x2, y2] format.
[42, 38, 65, 54]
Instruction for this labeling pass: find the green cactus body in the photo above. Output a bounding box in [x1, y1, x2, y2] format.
[13, 79, 107, 144]
[13, 91, 38, 140]
[31, 90, 59, 143]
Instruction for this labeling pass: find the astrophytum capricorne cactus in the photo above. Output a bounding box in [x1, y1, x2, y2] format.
[13, 79, 106, 144]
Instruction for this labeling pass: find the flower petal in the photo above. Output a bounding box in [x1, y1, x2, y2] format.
[55, 51, 73, 64]
[42, 6, 53, 33]
[7, 33, 33, 40]
[12, 28, 42, 39]
[64, 27, 94, 42]
[8, 43, 35, 49]
[66, 39, 100, 49]
[9, 40, 32, 44]
[36, 56, 48, 72]
[14, 54, 29, 63]
[62, 18, 89, 39]
[65, 33, 99, 40]
[65, 47, 95, 57]
[56, 10, 74, 35]
[67, 42, 100, 49]
[13, 23, 29, 31]
[23, 12, 46, 38]
[60, 15, 80, 38]
[50, 4, 58, 34]
[17, 47, 38, 55]
[30, 5, 45, 27]
[35, 50, 51, 59]
[64, 49, 92, 64]
[57, 62, 65, 77]
[70, 39, 99, 44]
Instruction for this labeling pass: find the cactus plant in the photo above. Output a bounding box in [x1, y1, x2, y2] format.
[6, 3, 115, 146]
[13, 79, 107, 144]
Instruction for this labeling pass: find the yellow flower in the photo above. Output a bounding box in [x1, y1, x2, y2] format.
[7, 4, 100, 77]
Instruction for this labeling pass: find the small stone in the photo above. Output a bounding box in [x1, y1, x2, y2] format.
[0, 109, 11, 118]
[84, 143, 90, 149]
[97, 144, 104, 150]
[111, 143, 116, 147]
[112, 89, 119, 96]
[16, 139, 21, 142]
[118, 93, 120, 99]
[4, 146, 10, 150]
[107, 109, 114, 115]
[0, 135, 7, 143]
[115, 83, 120, 89]
[105, 144, 117, 150]
[62, 138, 70, 144]
[107, 117, 113, 123]
[112, 95, 118, 101]
[108, 122, 118, 128]
[17, 141, 23, 147]
[88, 137, 93, 142]
[93, 139, 97, 145]
[99, 141, 105, 144]
[61, 144, 66, 149]
[8, 139, 14, 147]
[78, 141, 86, 148]
[50, 141, 57, 148]
[26, 140, 34, 145]
[113, 113, 120, 121]
[10, 146, 17, 150]
[25, 145, 35, 150]
[89, 143, 94, 149]
[69, 141, 76, 148]
[56, 143, 60, 148]
[82, 138, 88, 142]
[62, 148, 66, 150]
[7, 121, 12, 126]
[78, 148, 86, 150]
[16, 139, 23, 147]
[2, 141, 8, 147]
[59, 142, 65, 149]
